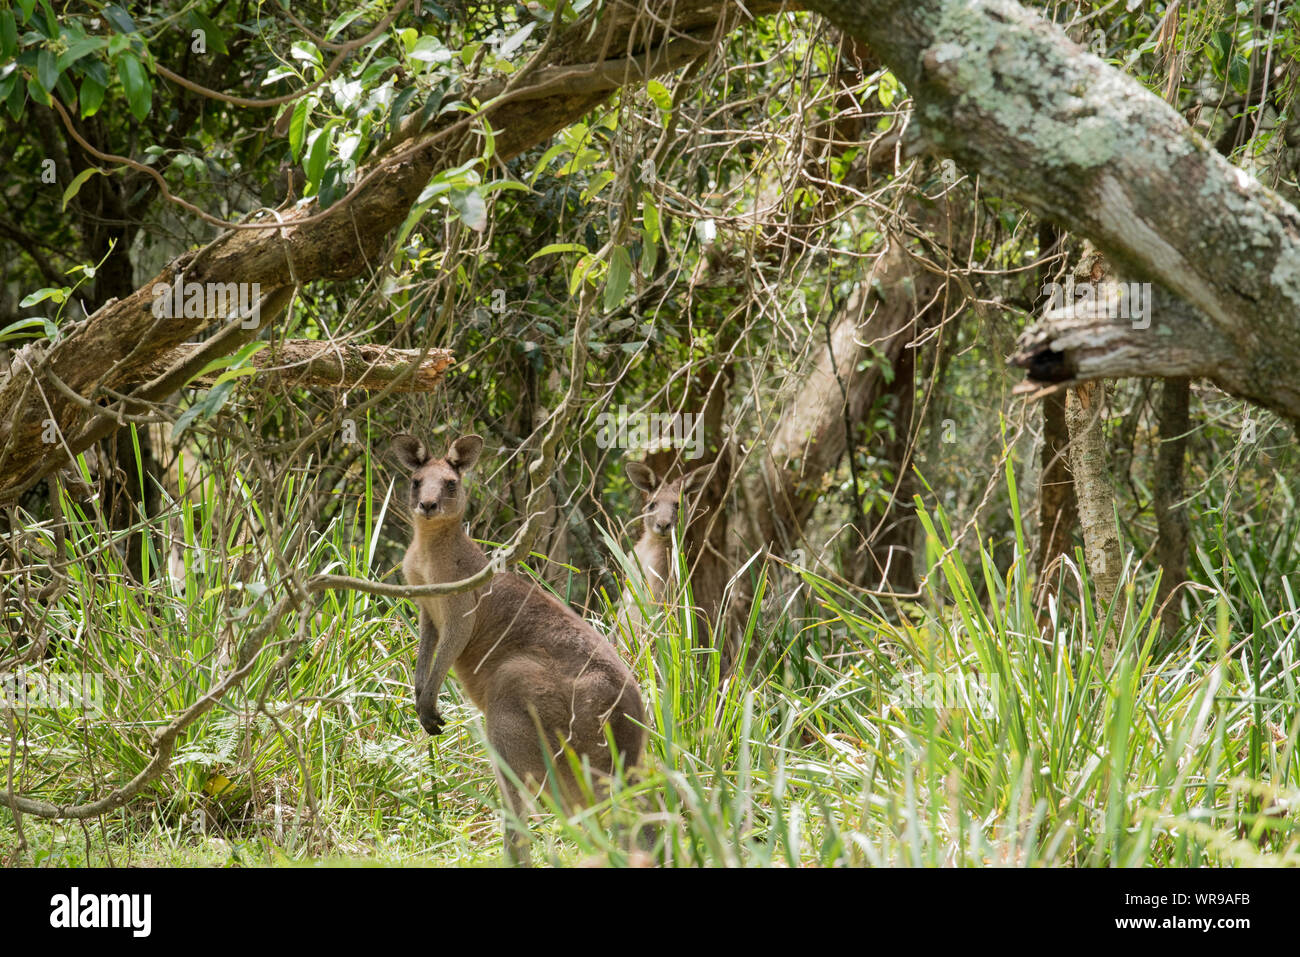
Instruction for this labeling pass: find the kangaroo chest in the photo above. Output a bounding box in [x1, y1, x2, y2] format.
[403, 543, 481, 639]
[634, 537, 675, 597]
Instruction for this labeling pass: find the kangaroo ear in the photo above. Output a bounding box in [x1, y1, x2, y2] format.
[681, 464, 712, 494]
[447, 434, 484, 472]
[390, 434, 429, 471]
[625, 461, 657, 494]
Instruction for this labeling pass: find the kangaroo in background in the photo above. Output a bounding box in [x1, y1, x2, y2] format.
[621, 461, 736, 672]
[390, 432, 646, 863]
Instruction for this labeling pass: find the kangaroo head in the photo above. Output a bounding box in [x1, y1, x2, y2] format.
[390, 433, 484, 527]
[625, 461, 710, 540]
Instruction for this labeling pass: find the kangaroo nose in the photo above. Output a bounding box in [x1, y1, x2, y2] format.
[419, 500, 439, 515]
[653, 521, 670, 535]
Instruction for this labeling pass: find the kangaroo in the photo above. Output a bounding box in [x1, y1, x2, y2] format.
[621, 461, 735, 671]
[390, 432, 646, 863]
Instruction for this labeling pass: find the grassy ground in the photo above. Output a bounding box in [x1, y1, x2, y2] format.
[3, 462, 1298, 867]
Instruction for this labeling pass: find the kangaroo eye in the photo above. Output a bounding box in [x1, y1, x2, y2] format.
[446, 479, 458, 492]
[410, 478, 419, 490]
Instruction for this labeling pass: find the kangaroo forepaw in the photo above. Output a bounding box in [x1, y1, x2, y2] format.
[420, 708, 445, 736]
[416, 696, 445, 736]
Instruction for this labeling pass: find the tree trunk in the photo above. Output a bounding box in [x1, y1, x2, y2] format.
[751, 236, 941, 559]
[1153, 377, 1191, 637]
[1035, 389, 1078, 594]
[1065, 380, 1121, 622]
[1033, 223, 1078, 602]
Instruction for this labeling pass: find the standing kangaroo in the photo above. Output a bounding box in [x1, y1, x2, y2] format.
[390, 432, 646, 862]
[623, 462, 710, 610]
[621, 461, 735, 671]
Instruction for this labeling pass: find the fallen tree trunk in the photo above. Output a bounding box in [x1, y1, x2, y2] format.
[801, 0, 1300, 423]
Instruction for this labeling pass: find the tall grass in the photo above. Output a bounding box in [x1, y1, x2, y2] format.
[2, 459, 1297, 867]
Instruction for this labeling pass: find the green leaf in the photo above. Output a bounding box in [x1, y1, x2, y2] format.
[390, 84, 418, 133]
[640, 235, 658, 276]
[527, 242, 588, 263]
[604, 245, 631, 311]
[81, 57, 108, 87]
[57, 35, 105, 71]
[410, 35, 453, 65]
[26, 72, 50, 107]
[288, 97, 310, 161]
[646, 79, 672, 115]
[449, 187, 487, 232]
[529, 141, 568, 185]
[361, 56, 400, 85]
[569, 253, 601, 296]
[326, 9, 365, 40]
[642, 196, 660, 242]
[393, 198, 436, 251]
[477, 179, 530, 197]
[18, 286, 68, 308]
[497, 21, 536, 60]
[37, 0, 56, 37]
[189, 11, 227, 55]
[318, 164, 345, 209]
[174, 381, 237, 436]
[1227, 56, 1250, 95]
[290, 41, 323, 67]
[103, 4, 136, 34]
[118, 53, 150, 120]
[78, 74, 104, 116]
[0, 316, 58, 343]
[61, 166, 103, 210]
[210, 346, 268, 385]
[580, 169, 615, 202]
[6, 73, 25, 117]
[878, 71, 898, 108]
[0, 11, 17, 61]
[305, 123, 333, 188]
[194, 341, 266, 379]
[1207, 31, 1231, 66]
[37, 48, 58, 93]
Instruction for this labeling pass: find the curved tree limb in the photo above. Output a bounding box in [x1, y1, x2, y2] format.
[802, 0, 1300, 422]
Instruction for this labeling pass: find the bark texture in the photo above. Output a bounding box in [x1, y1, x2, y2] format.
[1065, 380, 1121, 616]
[1035, 388, 1078, 593]
[1153, 377, 1191, 636]
[801, 0, 1300, 423]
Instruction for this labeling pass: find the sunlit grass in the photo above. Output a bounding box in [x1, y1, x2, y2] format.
[3, 463, 1298, 867]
